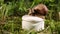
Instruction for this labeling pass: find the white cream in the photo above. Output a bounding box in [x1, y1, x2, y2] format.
[22, 15, 44, 31]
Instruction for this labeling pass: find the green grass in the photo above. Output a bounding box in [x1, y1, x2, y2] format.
[0, 0, 60, 34]
[0, 17, 60, 34]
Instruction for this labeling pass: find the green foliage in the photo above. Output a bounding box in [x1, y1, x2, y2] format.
[0, 0, 60, 34]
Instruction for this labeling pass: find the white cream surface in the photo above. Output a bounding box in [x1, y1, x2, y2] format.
[22, 15, 44, 31]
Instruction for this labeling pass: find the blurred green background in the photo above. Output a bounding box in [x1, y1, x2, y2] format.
[0, 0, 60, 34]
